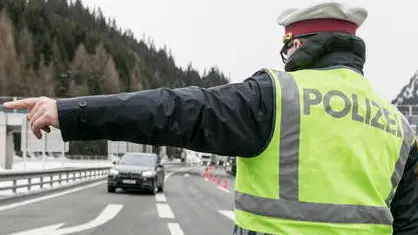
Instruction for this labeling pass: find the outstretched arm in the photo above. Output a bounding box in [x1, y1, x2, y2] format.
[5, 73, 275, 157]
[58, 74, 274, 157]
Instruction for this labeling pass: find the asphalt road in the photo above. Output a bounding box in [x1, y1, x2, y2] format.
[0, 165, 236, 235]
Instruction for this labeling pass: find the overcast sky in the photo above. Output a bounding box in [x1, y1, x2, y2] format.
[80, 0, 418, 101]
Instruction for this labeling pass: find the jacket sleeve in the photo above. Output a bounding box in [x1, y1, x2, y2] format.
[56, 73, 275, 157]
[391, 140, 418, 235]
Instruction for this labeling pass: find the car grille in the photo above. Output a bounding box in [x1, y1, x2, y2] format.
[119, 172, 142, 178]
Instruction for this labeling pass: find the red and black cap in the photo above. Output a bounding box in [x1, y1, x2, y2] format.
[278, 2, 368, 43]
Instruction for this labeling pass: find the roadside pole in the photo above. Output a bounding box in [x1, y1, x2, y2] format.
[22, 117, 27, 171]
[42, 131, 46, 169]
[62, 139, 65, 168]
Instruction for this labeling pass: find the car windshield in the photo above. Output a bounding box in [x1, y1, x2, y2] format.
[119, 154, 155, 166]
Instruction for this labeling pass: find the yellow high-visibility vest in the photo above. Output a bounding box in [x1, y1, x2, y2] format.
[235, 68, 415, 235]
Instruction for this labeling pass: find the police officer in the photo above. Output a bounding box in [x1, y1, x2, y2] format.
[4, 2, 418, 235]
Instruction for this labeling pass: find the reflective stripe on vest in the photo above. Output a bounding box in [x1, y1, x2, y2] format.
[235, 69, 415, 225]
[386, 114, 415, 206]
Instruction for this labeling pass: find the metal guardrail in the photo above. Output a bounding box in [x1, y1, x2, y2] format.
[0, 167, 111, 195]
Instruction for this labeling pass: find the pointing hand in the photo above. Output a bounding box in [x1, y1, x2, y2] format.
[3, 97, 59, 139]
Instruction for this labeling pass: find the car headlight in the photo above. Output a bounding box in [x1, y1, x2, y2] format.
[142, 170, 156, 177]
[109, 169, 119, 176]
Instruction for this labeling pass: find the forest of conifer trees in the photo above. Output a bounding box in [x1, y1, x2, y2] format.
[0, 0, 229, 155]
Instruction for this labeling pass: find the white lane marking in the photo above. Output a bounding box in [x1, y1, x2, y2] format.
[167, 222, 185, 235]
[156, 203, 175, 218]
[217, 186, 231, 193]
[58, 204, 123, 234]
[164, 167, 191, 183]
[218, 210, 235, 221]
[0, 180, 106, 212]
[203, 176, 231, 193]
[155, 193, 167, 202]
[164, 172, 176, 183]
[7, 223, 65, 235]
[7, 204, 123, 235]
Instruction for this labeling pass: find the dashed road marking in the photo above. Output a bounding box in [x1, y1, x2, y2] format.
[203, 176, 231, 193]
[156, 203, 175, 219]
[164, 167, 192, 183]
[164, 172, 176, 183]
[217, 186, 231, 193]
[219, 210, 235, 221]
[168, 222, 185, 235]
[155, 193, 167, 202]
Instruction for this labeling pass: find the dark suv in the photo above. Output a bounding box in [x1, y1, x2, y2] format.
[107, 153, 165, 194]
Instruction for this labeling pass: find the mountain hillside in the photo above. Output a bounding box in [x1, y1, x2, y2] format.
[0, 0, 229, 98]
[0, 0, 229, 155]
[392, 71, 418, 106]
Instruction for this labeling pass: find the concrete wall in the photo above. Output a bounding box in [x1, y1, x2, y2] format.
[0, 112, 13, 169]
[5, 132, 13, 168]
[0, 112, 6, 168]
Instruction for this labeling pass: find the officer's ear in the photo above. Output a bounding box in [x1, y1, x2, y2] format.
[286, 39, 303, 57]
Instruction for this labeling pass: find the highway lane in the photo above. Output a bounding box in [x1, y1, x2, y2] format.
[0, 181, 170, 235]
[0, 165, 236, 235]
[163, 167, 235, 235]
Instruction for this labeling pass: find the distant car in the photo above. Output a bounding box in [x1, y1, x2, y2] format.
[107, 152, 165, 194]
[201, 155, 211, 166]
[226, 157, 236, 176]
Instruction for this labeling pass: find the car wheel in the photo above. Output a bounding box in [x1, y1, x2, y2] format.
[108, 185, 116, 193]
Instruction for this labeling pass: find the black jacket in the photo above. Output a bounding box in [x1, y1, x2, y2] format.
[57, 32, 418, 234]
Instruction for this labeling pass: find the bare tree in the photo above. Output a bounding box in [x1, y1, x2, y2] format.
[0, 10, 20, 96]
[100, 56, 120, 93]
[130, 56, 142, 91]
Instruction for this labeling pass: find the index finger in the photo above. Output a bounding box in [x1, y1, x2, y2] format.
[3, 98, 40, 110]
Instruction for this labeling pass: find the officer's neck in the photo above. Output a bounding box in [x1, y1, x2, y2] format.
[311, 51, 365, 74]
[284, 32, 366, 74]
